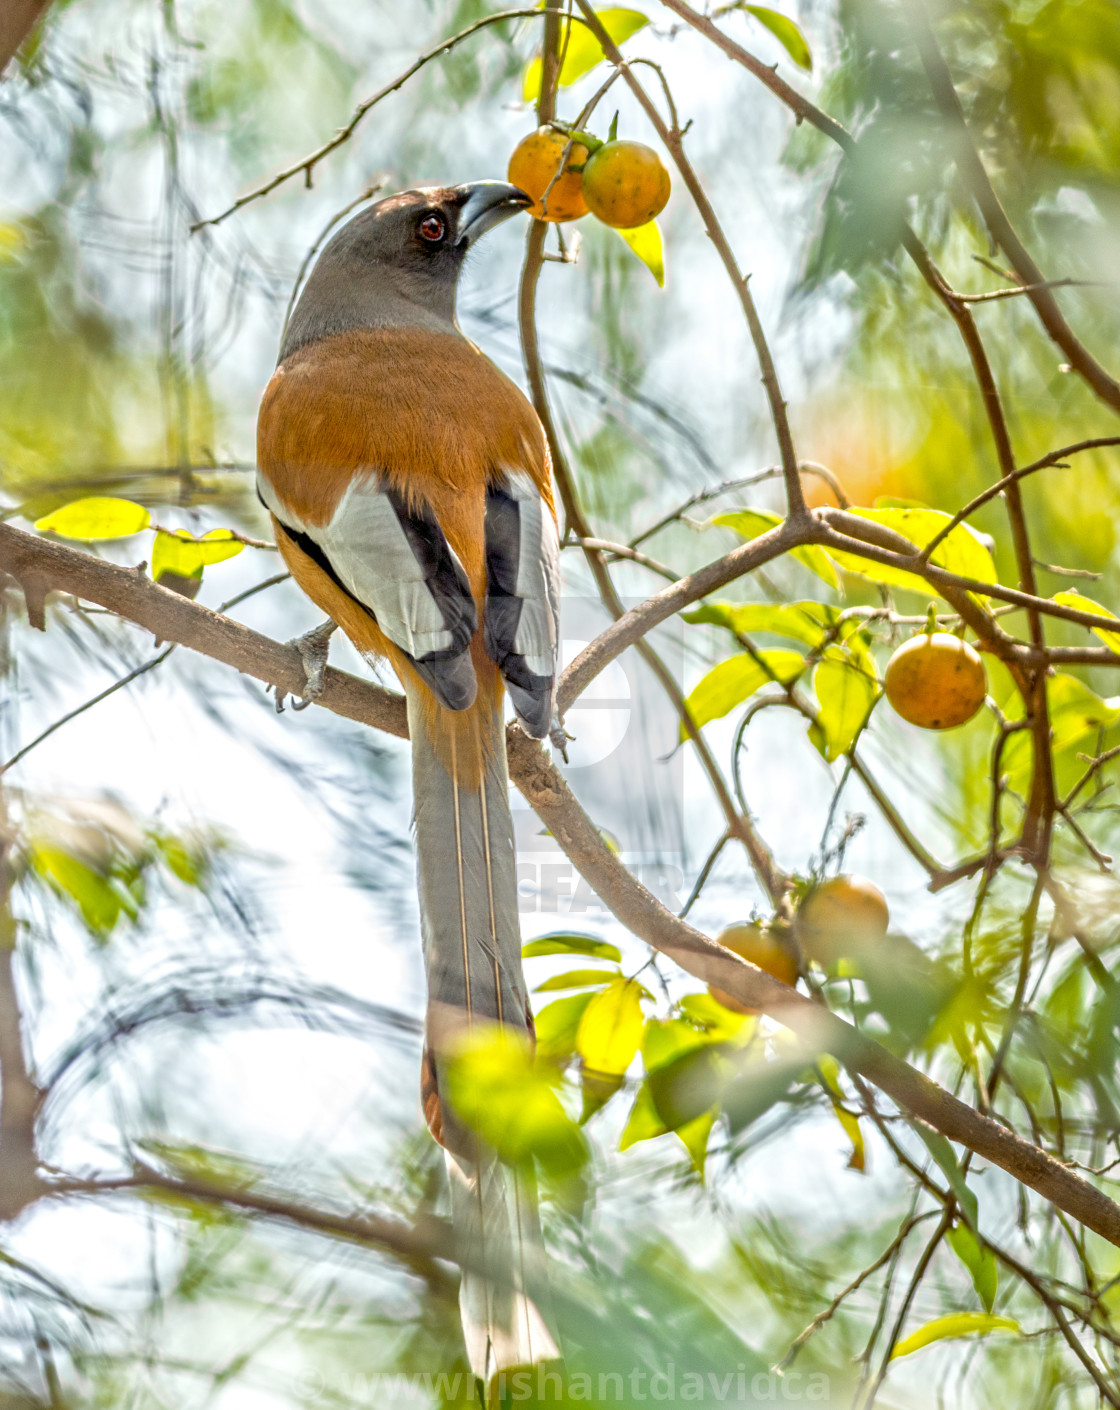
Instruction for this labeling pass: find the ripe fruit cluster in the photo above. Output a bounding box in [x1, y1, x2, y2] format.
[707, 875, 891, 1014]
[508, 127, 671, 229]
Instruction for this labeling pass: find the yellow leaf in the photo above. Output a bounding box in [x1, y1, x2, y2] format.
[824, 507, 996, 600]
[523, 8, 648, 101]
[1054, 589, 1120, 656]
[35, 497, 151, 541]
[152, 528, 243, 582]
[577, 976, 644, 1076]
[891, 1313, 1019, 1360]
[831, 1103, 866, 1171]
[743, 6, 812, 70]
[0, 223, 26, 262]
[712, 508, 839, 588]
[682, 649, 805, 736]
[615, 220, 664, 286]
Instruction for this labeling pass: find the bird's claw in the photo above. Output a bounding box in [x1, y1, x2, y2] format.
[549, 709, 573, 764]
[274, 619, 337, 713]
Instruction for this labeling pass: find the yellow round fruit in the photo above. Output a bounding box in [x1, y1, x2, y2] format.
[581, 140, 671, 229]
[709, 921, 798, 1014]
[884, 632, 987, 730]
[795, 876, 889, 967]
[507, 128, 589, 222]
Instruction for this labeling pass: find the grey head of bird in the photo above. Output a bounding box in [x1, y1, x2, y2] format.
[280, 181, 531, 360]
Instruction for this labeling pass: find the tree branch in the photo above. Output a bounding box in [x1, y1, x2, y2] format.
[58, 1164, 452, 1283]
[0, 793, 43, 1220]
[190, 8, 554, 230]
[574, 0, 808, 522]
[905, 0, 1120, 417]
[0, 0, 53, 77]
[5, 525, 1120, 1245]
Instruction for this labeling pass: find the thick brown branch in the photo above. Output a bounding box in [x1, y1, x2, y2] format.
[557, 517, 809, 712]
[0, 0, 52, 76]
[6, 526, 1120, 1244]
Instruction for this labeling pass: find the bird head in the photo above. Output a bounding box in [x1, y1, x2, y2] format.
[281, 182, 531, 359]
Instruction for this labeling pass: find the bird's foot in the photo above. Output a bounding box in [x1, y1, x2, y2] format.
[549, 709, 573, 763]
[274, 619, 337, 713]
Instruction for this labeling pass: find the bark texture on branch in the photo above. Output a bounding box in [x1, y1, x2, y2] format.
[0, 0, 52, 76]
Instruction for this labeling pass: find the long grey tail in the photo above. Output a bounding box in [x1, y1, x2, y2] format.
[408, 690, 559, 1382]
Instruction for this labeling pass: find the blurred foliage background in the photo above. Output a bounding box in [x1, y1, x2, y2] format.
[2, 0, 1120, 1406]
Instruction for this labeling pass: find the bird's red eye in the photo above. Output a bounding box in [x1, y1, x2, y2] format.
[418, 213, 446, 243]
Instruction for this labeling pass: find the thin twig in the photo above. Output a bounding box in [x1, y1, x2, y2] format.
[191, 9, 556, 230]
[0, 646, 176, 777]
[575, 1, 808, 522]
[8, 525, 1120, 1244]
[631, 460, 848, 550]
[777, 1209, 939, 1370]
[919, 438, 1120, 562]
[905, 0, 1120, 417]
[957, 277, 1104, 304]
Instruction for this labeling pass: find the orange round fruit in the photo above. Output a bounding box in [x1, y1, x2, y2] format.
[507, 128, 589, 222]
[884, 632, 987, 730]
[709, 922, 798, 1014]
[795, 876, 889, 967]
[581, 140, 671, 229]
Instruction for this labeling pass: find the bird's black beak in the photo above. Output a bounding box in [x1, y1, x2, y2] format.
[453, 181, 532, 247]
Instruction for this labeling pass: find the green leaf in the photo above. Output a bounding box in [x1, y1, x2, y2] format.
[155, 835, 206, 887]
[679, 991, 754, 1039]
[743, 6, 812, 70]
[152, 528, 244, 582]
[443, 1027, 588, 1176]
[947, 1223, 998, 1314]
[534, 992, 595, 1062]
[648, 1044, 733, 1130]
[722, 1051, 805, 1134]
[683, 599, 838, 649]
[30, 845, 123, 936]
[620, 1081, 669, 1150]
[676, 1107, 717, 1178]
[914, 1125, 980, 1236]
[1002, 673, 1120, 796]
[534, 966, 620, 993]
[615, 220, 664, 285]
[577, 976, 645, 1077]
[1054, 589, 1120, 655]
[891, 1313, 1019, 1360]
[523, 8, 648, 100]
[523, 934, 622, 963]
[35, 497, 151, 540]
[812, 644, 880, 761]
[682, 649, 805, 735]
[642, 1015, 721, 1071]
[823, 507, 996, 600]
[713, 508, 839, 588]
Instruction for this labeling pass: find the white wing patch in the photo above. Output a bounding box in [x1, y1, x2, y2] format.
[259, 468, 478, 711]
